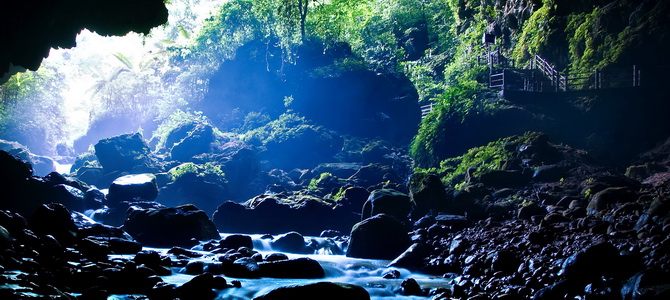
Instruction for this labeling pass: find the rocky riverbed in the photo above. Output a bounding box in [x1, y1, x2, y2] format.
[1, 131, 670, 299]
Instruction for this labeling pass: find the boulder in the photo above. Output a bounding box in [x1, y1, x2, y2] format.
[346, 214, 411, 260]
[348, 164, 404, 189]
[123, 204, 220, 248]
[409, 173, 451, 215]
[337, 186, 370, 211]
[621, 270, 670, 300]
[170, 123, 215, 162]
[212, 194, 357, 235]
[271, 231, 311, 254]
[107, 173, 158, 206]
[156, 172, 227, 215]
[258, 257, 325, 279]
[361, 189, 413, 221]
[220, 234, 254, 250]
[94, 132, 153, 173]
[29, 203, 78, 246]
[559, 242, 621, 283]
[586, 187, 638, 215]
[252, 281, 369, 300]
[532, 165, 566, 182]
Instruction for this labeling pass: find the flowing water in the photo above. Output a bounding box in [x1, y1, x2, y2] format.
[128, 234, 451, 299]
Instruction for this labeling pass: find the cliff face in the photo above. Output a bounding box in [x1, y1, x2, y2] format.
[0, 0, 169, 82]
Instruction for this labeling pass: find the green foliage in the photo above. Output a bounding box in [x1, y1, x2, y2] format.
[0, 68, 67, 155]
[169, 161, 227, 184]
[511, 0, 555, 66]
[244, 113, 317, 146]
[417, 132, 542, 189]
[239, 111, 271, 133]
[308, 172, 334, 190]
[409, 80, 494, 167]
[152, 109, 209, 150]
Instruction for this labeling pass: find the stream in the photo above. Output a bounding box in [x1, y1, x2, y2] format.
[110, 234, 451, 299]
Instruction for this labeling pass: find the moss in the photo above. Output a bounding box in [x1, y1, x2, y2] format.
[168, 162, 227, 184]
[416, 132, 544, 189]
[511, 0, 556, 66]
[308, 172, 334, 191]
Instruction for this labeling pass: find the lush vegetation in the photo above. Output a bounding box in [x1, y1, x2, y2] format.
[2, 0, 662, 172]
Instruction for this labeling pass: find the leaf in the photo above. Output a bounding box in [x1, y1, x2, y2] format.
[177, 24, 191, 40]
[113, 53, 134, 70]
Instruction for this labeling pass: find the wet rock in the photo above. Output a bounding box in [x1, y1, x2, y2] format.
[123, 204, 219, 248]
[170, 122, 215, 162]
[177, 272, 227, 299]
[337, 186, 370, 211]
[361, 189, 413, 221]
[49, 184, 86, 212]
[213, 194, 356, 235]
[271, 231, 311, 254]
[347, 214, 411, 259]
[30, 203, 78, 246]
[409, 173, 451, 216]
[518, 203, 547, 220]
[532, 165, 566, 182]
[107, 173, 158, 206]
[253, 281, 370, 300]
[220, 234, 253, 250]
[487, 250, 520, 274]
[157, 171, 227, 215]
[229, 257, 261, 278]
[560, 242, 621, 283]
[259, 257, 325, 279]
[621, 270, 670, 300]
[94, 132, 154, 173]
[84, 188, 105, 210]
[389, 243, 428, 271]
[348, 164, 404, 190]
[399, 278, 423, 296]
[587, 187, 638, 215]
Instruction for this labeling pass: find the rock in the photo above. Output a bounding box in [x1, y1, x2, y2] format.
[487, 250, 520, 274]
[409, 173, 452, 215]
[361, 189, 413, 221]
[389, 243, 428, 271]
[170, 122, 215, 162]
[399, 278, 423, 296]
[259, 257, 325, 279]
[94, 132, 153, 173]
[586, 187, 638, 215]
[621, 270, 670, 300]
[348, 164, 404, 189]
[212, 194, 356, 235]
[478, 170, 531, 188]
[49, 184, 86, 212]
[0, 225, 10, 250]
[532, 165, 566, 182]
[123, 204, 220, 248]
[337, 186, 370, 211]
[229, 257, 261, 278]
[29, 203, 78, 246]
[252, 281, 370, 300]
[84, 188, 105, 210]
[107, 173, 158, 206]
[346, 214, 411, 260]
[156, 171, 227, 215]
[177, 273, 227, 299]
[271, 232, 311, 254]
[220, 234, 254, 250]
[518, 203, 547, 220]
[560, 242, 621, 283]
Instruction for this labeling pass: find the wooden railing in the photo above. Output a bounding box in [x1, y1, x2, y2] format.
[420, 102, 435, 119]
[489, 53, 651, 92]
